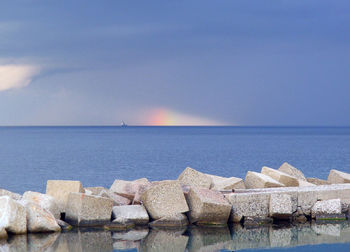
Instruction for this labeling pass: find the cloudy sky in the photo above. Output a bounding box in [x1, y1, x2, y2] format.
[0, 0, 349, 126]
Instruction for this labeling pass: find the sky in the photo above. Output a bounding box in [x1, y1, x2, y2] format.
[0, 0, 349, 126]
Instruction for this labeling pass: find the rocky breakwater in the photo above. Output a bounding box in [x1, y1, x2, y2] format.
[1, 164, 350, 240]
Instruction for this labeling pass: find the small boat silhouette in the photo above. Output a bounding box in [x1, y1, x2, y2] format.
[121, 121, 127, 127]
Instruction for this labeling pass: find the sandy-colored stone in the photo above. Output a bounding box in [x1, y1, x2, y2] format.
[208, 174, 245, 190]
[110, 178, 151, 201]
[0, 189, 21, 201]
[65, 193, 113, 226]
[0, 196, 27, 234]
[225, 192, 270, 222]
[298, 180, 317, 187]
[178, 167, 212, 189]
[186, 187, 231, 225]
[311, 199, 342, 219]
[149, 213, 189, 227]
[0, 228, 7, 240]
[245, 171, 285, 189]
[328, 169, 350, 184]
[141, 180, 189, 220]
[24, 202, 61, 233]
[261, 166, 299, 187]
[279, 162, 307, 181]
[46, 180, 84, 213]
[22, 191, 60, 219]
[98, 189, 131, 206]
[84, 186, 106, 195]
[112, 205, 149, 225]
[307, 178, 331, 185]
[269, 193, 293, 219]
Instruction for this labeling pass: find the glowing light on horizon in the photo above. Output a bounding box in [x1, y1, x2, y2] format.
[143, 108, 225, 126]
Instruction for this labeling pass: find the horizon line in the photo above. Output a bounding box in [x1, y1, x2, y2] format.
[0, 125, 349, 128]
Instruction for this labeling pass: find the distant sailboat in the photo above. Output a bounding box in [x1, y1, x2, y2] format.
[121, 121, 128, 127]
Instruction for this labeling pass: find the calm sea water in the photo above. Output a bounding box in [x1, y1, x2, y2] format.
[1, 126, 350, 251]
[0, 126, 350, 194]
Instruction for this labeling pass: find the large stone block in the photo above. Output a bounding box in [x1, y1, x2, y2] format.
[65, 193, 113, 226]
[112, 205, 149, 225]
[208, 174, 245, 190]
[149, 213, 189, 227]
[46, 180, 84, 213]
[278, 162, 307, 181]
[261, 166, 299, 187]
[186, 187, 231, 225]
[307, 178, 331, 185]
[24, 202, 61, 233]
[140, 180, 189, 220]
[298, 180, 316, 187]
[311, 199, 342, 219]
[269, 193, 293, 219]
[22, 191, 60, 219]
[328, 169, 350, 184]
[178, 167, 212, 189]
[225, 192, 270, 222]
[98, 189, 131, 206]
[0, 189, 21, 201]
[0, 196, 27, 234]
[110, 178, 151, 201]
[245, 171, 285, 189]
[84, 187, 106, 195]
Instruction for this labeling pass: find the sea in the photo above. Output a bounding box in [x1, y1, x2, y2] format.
[1, 126, 350, 251]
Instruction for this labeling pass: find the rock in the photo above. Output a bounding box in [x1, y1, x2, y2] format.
[56, 219, 72, 231]
[311, 199, 343, 219]
[140, 180, 189, 220]
[133, 183, 151, 205]
[178, 167, 212, 189]
[149, 213, 189, 227]
[269, 193, 293, 219]
[278, 162, 307, 181]
[328, 169, 350, 184]
[24, 202, 61, 233]
[0, 196, 27, 234]
[84, 189, 93, 195]
[0, 228, 7, 240]
[22, 191, 60, 219]
[110, 178, 151, 201]
[225, 192, 270, 222]
[0, 189, 22, 201]
[307, 178, 331, 185]
[298, 180, 317, 187]
[261, 166, 299, 187]
[46, 180, 84, 213]
[207, 174, 245, 190]
[98, 189, 131, 206]
[185, 187, 231, 225]
[84, 186, 106, 195]
[112, 205, 149, 225]
[65, 193, 113, 226]
[245, 171, 285, 189]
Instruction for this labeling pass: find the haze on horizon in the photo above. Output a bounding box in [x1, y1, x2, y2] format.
[0, 1, 349, 126]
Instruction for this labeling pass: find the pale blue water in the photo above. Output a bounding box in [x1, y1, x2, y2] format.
[1, 126, 350, 251]
[0, 126, 349, 194]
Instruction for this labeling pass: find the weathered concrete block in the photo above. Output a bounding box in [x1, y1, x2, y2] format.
[245, 171, 285, 189]
[0, 228, 7, 240]
[98, 189, 131, 206]
[311, 199, 342, 219]
[112, 205, 149, 225]
[298, 180, 317, 187]
[269, 193, 293, 219]
[225, 192, 270, 222]
[141, 180, 189, 220]
[0, 189, 21, 201]
[261, 166, 299, 187]
[307, 178, 331, 185]
[84, 186, 106, 195]
[208, 174, 245, 190]
[279, 162, 307, 181]
[328, 169, 350, 184]
[149, 213, 189, 227]
[0, 196, 27, 234]
[65, 193, 113, 226]
[186, 187, 231, 225]
[46, 180, 84, 213]
[110, 178, 151, 201]
[22, 191, 60, 219]
[178, 167, 212, 189]
[24, 202, 61, 233]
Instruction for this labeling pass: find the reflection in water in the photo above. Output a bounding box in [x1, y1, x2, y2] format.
[1, 222, 350, 251]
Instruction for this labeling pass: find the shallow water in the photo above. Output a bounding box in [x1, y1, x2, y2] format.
[3, 222, 350, 251]
[0, 126, 349, 194]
